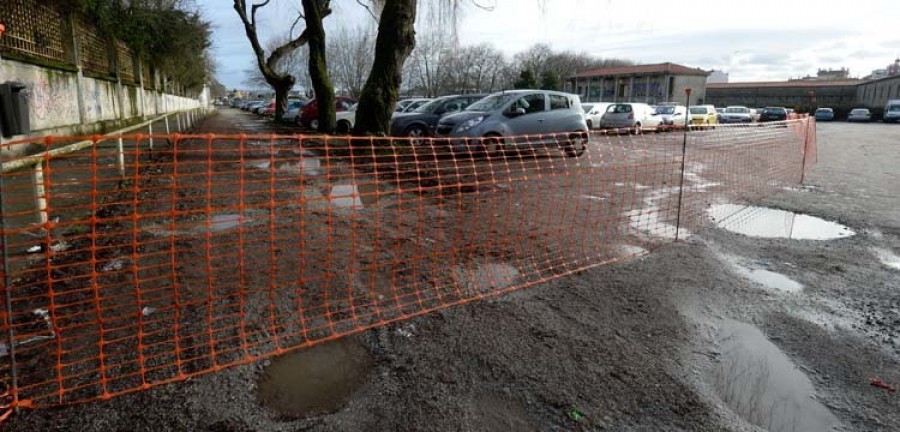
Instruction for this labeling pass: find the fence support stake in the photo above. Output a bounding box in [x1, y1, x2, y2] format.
[0, 153, 21, 414]
[33, 163, 48, 226]
[148, 122, 154, 151]
[674, 88, 692, 241]
[177, 113, 183, 132]
[165, 116, 170, 135]
[800, 117, 811, 184]
[117, 137, 126, 178]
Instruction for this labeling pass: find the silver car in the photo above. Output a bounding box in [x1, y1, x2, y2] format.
[720, 106, 753, 124]
[435, 90, 589, 157]
[847, 108, 872, 122]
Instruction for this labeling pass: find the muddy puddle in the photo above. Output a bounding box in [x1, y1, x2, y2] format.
[710, 319, 840, 432]
[708, 205, 855, 240]
[246, 157, 323, 176]
[872, 248, 900, 270]
[142, 212, 257, 236]
[329, 183, 379, 209]
[723, 255, 803, 294]
[451, 262, 521, 295]
[257, 338, 374, 418]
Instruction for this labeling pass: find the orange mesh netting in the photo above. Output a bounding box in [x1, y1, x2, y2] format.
[0, 117, 815, 414]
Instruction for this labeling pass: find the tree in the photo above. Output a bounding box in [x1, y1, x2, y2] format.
[329, 25, 376, 99]
[540, 70, 561, 91]
[353, 0, 418, 136]
[233, 0, 334, 124]
[515, 68, 538, 89]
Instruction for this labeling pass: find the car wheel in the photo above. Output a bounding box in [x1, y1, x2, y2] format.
[310, 119, 320, 131]
[336, 120, 352, 135]
[586, 119, 593, 130]
[482, 135, 504, 157]
[564, 132, 588, 158]
[406, 125, 428, 146]
[631, 122, 643, 135]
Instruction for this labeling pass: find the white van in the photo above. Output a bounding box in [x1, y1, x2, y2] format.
[884, 99, 900, 123]
[599, 103, 662, 133]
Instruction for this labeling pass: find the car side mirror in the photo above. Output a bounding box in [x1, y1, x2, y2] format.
[509, 107, 526, 117]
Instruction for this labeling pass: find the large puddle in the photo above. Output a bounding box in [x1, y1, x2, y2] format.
[723, 255, 803, 294]
[710, 319, 840, 432]
[708, 205, 855, 240]
[257, 338, 374, 418]
[872, 248, 900, 270]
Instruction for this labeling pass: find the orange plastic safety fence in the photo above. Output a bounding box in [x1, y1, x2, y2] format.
[0, 119, 815, 414]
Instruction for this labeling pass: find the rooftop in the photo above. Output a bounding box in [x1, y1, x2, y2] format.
[708, 80, 864, 89]
[574, 63, 710, 79]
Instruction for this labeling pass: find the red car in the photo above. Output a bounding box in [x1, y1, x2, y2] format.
[297, 96, 357, 130]
[262, 101, 277, 116]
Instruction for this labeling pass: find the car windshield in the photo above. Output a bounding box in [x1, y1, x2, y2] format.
[413, 98, 447, 114]
[766, 108, 786, 114]
[888, 105, 900, 112]
[816, 109, 832, 113]
[656, 106, 675, 114]
[467, 94, 515, 111]
[725, 108, 749, 113]
[690, 107, 708, 114]
[407, 100, 428, 111]
[607, 104, 632, 114]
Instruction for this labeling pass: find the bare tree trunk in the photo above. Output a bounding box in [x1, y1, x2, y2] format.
[302, 0, 336, 133]
[353, 0, 417, 137]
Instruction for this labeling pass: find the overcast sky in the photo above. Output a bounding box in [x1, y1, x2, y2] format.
[203, 0, 900, 89]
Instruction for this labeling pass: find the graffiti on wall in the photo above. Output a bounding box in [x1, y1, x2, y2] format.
[29, 78, 78, 124]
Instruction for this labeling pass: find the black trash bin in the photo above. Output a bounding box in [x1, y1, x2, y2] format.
[0, 82, 31, 137]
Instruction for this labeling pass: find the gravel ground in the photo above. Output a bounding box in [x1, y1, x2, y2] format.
[5, 114, 898, 431]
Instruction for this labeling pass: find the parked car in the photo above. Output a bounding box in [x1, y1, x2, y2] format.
[336, 104, 358, 134]
[847, 108, 872, 122]
[390, 94, 486, 143]
[599, 103, 663, 133]
[245, 101, 265, 112]
[582, 103, 612, 129]
[395, 98, 432, 114]
[688, 105, 718, 126]
[814, 108, 835, 121]
[262, 101, 277, 116]
[434, 90, 589, 157]
[758, 107, 788, 122]
[297, 96, 357, 130]
[654, 105, 687, 128]
[284, 100, 308, 122]
[883, 100, 900, 123]
[715, 107, 725, 122]
[720, 106, 753, 124]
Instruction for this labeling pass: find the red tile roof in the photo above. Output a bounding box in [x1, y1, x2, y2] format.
[708, 80, 864, 89]
[574, 62, 710, 78]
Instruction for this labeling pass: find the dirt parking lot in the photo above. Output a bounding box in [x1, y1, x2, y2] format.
[5, 114, 899, 431]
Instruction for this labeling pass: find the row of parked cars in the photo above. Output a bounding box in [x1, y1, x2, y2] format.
[234, 91, 593, 156]
[815, 100, 900, 123]
[580, 103, 799, 133]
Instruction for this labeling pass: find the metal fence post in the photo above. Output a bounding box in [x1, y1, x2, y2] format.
[800, 117, 811, 184]
[675, 88, 692, 241]
[0, 152, 21, 413]
[165, 116, 170, 135]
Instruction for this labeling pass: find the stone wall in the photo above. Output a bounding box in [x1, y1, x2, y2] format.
[1, 57, 203, 153]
